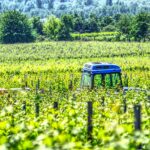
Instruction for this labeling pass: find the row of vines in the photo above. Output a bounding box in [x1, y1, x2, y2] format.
[0, 41, 149, 149]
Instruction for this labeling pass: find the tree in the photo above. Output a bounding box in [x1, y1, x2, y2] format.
[48, 0, 55, 9]
[36, 0, 42, 9]
[106, 0, 113, 6]
[117, 14, 132, 41]
[0, 11, 35, 44]
[132, 12, 150, 41]
[59, 14, 73, 39]
[31, 17, 43, 35]
[85, 0, 93, 6]
[113, 14, 122, 22]
[60, 0, 66, 2]
[72, 13, 84, 33]
[61, 14, 73, 31]
[101, 16, 114, 28]
[103, 24, 116, 32]
[57, 23, 71, 40]
[84, 14, 99, 32]
[43, 15, 71, 40]
[43, 16, 61, 39]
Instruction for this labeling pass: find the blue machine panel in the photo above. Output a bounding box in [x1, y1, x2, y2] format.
[83, 62, 121, 74]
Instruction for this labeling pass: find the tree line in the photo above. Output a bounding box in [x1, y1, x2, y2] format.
[0, 0, 149, 18]
[0, 10, 149, 43]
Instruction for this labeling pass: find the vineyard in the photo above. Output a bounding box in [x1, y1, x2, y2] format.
[71, 32, 120, 41]
[0, 41, 149, 150]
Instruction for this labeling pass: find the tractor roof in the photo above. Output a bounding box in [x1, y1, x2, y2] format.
[82, 62, 121, 74]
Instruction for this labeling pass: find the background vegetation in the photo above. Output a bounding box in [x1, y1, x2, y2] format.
[0, 0, 150, 18]
[0, 10, 149, 43]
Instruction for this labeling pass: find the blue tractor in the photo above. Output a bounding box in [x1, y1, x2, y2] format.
[80, 62, 149, 100]
[80, 62, 150, 112]
[81, 62, 123, 89]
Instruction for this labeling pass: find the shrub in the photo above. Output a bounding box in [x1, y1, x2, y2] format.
[43, 16, 71, 40]
[0, 11, 35, 44]
[43, 16, 62, 40]
[102, 25, 116, 32]
[30, 17, 43, 35]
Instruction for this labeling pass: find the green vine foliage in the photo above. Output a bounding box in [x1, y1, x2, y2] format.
[0, 41, 149, 149]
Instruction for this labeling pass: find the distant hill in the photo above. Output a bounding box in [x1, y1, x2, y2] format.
[0, 0, 150, 18]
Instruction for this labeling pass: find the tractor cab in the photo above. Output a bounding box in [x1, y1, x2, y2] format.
[81, 62, 123, 89]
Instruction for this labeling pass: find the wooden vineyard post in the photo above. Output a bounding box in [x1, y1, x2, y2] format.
[134, 104, 142, 150]
[35, 102, 39, 118]
[53, 102, 58, 109]
[123, 97, 127, 113]
[134, 104, 141, 130]
[36, 79, 40, 91]
[22, 101, 26, 114]
[69, 80, 73, 90]
[11, 113, 14, 127]
[124, 74, 129, 87]
[69, 74, 73, 90]
[53, 102, 58, 118]
[101, 96, 105, 106]
[87, 101, 93, 141]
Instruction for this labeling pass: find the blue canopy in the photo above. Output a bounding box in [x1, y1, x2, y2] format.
[82, 62, 121, 75]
